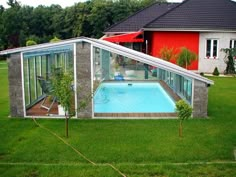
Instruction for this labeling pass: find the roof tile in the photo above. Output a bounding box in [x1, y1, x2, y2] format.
[105, 3, 178, 33]
[145, 0, 236, 30]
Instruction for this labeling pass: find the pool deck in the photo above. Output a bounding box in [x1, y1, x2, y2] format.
[94, 80, 181, 118]
[94, 112, 177, 118]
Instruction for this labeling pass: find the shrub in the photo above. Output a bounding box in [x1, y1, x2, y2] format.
[213, 67, 220, 76]
[175, 100, 192, 137]
[159, 46, 174, 61]
[221, 48, 236, 75]
[50, 36, 61, 43]
[26, 40, 37, 46]
[200, 72, 204, 76]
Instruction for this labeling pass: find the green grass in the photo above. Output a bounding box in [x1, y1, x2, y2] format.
[0, 61, 235, 176]
[0, 60, 9, 118]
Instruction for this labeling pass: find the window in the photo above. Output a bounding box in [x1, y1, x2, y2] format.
[230, 39, 236, 48]
[206, 39, 218, 58]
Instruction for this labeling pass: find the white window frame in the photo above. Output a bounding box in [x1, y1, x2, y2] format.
[230, 39, 236, 48]
[205, 39, 219, 59]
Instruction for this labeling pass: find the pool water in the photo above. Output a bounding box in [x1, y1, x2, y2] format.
[94, 82, 176, 113]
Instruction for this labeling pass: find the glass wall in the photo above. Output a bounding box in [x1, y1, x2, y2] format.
[23, 45, 74, 111]
[158, 68, 193, 104]
[92, 46, 193, 105]
[93, 46, 158, 82]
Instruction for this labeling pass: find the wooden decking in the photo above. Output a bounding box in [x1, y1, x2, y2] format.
[94, 113, 177, 118]
[26, 99, 58, 116]
[159, 80, 181, 102]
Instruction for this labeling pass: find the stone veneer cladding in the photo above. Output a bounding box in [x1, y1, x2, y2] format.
[76, 42, 92, 118]
[8, 53, 24, 117]
[193, 79, 208, 118]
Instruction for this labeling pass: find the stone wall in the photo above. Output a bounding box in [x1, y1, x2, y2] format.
[76, 42, 92, 118]
[193, 79, 208, 118]
[8, 53, 24, 117]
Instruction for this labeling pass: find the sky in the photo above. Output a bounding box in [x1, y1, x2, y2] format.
[0, 0, 183, 8]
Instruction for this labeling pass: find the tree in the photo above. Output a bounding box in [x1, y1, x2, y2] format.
[140, 0, 167, 8]
[88, 0, 113, 38]
[0, 5, 5, 50]
[7, 0, 20, 8]
[51, 69, 73, 138]
[221, 48, 236, 75]
[0, 0, 166, 49]
[176, 47, 197, 69]
[73, 1, 93, 37]
[2, 1, 22, 48]
[175, 100, 192, 137]
[18, 6, 34, 46]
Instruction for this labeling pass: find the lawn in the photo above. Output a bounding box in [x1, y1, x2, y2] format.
[0, 60, 235, 176]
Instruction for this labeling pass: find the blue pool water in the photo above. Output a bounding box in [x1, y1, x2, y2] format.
[94, 82, 176, 113]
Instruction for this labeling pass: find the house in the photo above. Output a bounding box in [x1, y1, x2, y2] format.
[104, 0, 236, 73]
[0, 37, 213, 118]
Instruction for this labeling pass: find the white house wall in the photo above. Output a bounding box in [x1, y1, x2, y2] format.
[199, 32, 236, 73]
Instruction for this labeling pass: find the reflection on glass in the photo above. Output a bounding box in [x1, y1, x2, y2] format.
[93, 46, 158, 82]
[23, 59, 30, 106]
[206, 39, 211, 57]
[158, 69, 192, 104]
[23, 45, 74, 115]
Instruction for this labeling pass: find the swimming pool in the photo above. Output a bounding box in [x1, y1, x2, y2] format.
[94, 82, 176, 113]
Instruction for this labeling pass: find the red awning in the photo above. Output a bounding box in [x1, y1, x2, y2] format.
[103, 31, 144, 43]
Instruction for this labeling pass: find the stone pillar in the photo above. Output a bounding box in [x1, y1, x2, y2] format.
[193, 79, 208, 118]
[8, 53, 24, 117]
[76, 42, 92, 118]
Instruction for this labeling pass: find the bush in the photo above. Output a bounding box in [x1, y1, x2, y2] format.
[159, 46, 174, 61]
[50, 36, 61, 43]
[213, 67, 220, 76]
[200, 72, 204, 76]
[26, 40, 37, 46]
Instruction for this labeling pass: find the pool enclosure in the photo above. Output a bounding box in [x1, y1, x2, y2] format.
[23, 45, 74, 112]
[0, 37, 213, 118]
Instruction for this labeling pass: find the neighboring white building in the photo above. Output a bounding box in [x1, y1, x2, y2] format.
[199, 32, 236, 73]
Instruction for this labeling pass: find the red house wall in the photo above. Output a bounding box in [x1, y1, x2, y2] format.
[149, 31, 199, 70]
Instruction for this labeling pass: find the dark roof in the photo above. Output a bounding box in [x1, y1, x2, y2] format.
[145, 0, 236, 31]
[104, 3, 179, 33]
